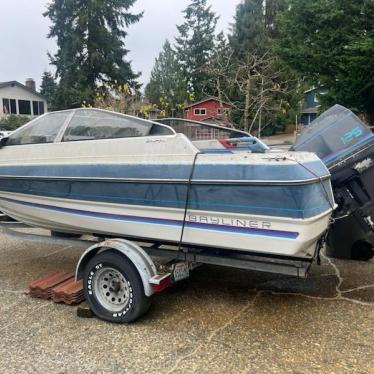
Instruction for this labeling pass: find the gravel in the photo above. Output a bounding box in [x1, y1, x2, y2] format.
[0, 231, 373, 373]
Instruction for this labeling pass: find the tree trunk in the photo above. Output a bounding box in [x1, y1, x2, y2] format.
[217, 78, 228, 124]
[258, 77, 264, 137]
[244, 78, 251, 132]
[217, 78, 223, 108]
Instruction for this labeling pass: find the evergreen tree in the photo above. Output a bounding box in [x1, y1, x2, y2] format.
[39, 71, 58, 111]
[145, 40, 187, 116]
[228, 0, 298, 134]
[265, 0, 287, 38]
[175, 0, 218, 101]
[230, 0, 288, 57]
[277, 0, 374, 123]
[44, 0, 142, 109]
[230, 0, 266, 57]
[201, 32, 233, 106]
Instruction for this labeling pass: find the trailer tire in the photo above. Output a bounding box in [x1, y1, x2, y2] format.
[83, 250, 151, 323]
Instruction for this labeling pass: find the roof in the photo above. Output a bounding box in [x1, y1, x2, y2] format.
[184, 97, 232, 109]
[0, 81, 46, 100]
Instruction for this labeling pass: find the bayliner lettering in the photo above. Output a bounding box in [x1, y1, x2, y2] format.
[188, 214, 271, 229]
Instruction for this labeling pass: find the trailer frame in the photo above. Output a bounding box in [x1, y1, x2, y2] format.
[0, 221, 316, 322]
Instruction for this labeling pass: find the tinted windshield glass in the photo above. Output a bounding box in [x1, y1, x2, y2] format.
[63, 109, 172, 141]
[156, 119, 246, 141]
[6, 112, 71, 146]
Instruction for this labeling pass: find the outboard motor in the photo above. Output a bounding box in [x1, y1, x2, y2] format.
[292, 104, 374, 260]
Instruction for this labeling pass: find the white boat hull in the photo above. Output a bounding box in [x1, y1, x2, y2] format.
[0, 111, 335, 259]
[0, 191, 332, 257]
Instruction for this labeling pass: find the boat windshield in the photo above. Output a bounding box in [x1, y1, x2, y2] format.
[156, 118, 269, 153]
[62, 109, 173, 142]
[6, 111, 73, 145]
[4, 109, 174, 146]
[156, 118, 247, 140]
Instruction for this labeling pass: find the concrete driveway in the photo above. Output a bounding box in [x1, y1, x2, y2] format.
[1, 230, 374, 373]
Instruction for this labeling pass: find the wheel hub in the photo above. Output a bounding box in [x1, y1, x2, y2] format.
[110, 279, 121, 293]
[93, 267, 131, 312]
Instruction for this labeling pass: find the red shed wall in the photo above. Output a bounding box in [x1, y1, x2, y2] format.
[184, 99, 231, 121]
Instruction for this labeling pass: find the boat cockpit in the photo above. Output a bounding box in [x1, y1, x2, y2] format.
[0, 109, 268, 153]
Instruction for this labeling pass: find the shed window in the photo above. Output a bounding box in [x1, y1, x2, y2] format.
[18, 100, 31, 115]
[194, 108, 207, 115]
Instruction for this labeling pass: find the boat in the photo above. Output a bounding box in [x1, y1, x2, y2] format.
[292, 104, 374, 259]
[0, 108, 335, 258]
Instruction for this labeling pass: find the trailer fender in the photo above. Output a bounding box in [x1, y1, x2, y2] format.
[75, 238, 158, 297]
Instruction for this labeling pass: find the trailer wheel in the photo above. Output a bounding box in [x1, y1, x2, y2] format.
[83, 251, 151, 323]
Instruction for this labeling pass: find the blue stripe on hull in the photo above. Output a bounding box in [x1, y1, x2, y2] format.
[0, 197, 299, 239]
[0, 178, 332, 219]
[0, 160, 329, 182]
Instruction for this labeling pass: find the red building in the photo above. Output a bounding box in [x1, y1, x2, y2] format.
[184, 97, 232, 125]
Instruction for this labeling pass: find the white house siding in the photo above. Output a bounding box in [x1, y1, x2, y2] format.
[0, 84, 48, 118]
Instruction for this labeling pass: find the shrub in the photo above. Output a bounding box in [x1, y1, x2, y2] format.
[0, 115, 31, 131]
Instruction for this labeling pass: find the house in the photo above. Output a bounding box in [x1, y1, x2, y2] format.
[0, 79, 47, 118]
[184, 97, 232, 125]
[300, 87, 326, 125]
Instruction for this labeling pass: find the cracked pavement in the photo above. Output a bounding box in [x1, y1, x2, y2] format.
[1, 230, 374, 373]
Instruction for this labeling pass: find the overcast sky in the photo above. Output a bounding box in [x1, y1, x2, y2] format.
[0, 0, 238, 90]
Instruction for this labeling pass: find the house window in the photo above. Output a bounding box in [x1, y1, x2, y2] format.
[18, 100, 31, 115]
[39, 101, 45, 115]
[10, 99, 17, 114]
[2, 99, 10, 114]
[32, 101, 45, 116]
[195, 128, 213, 140]
[194, 108, 207, 115]
[2, 98, 16, 114]
[32, 101, 39, 115]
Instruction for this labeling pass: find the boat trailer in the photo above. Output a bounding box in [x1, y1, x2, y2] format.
[0, 221, 317, 323]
